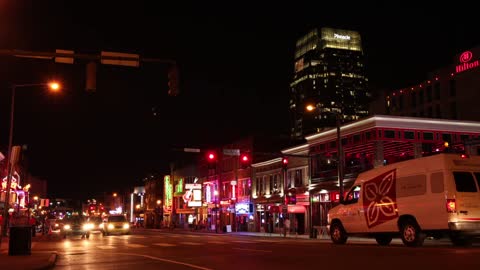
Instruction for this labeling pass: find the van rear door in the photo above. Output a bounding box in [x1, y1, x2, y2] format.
[452, 172, 480, 222]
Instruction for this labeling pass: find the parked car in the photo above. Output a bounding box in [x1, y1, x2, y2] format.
[61, 215, 90, 239]
[102, 214, 130, 236]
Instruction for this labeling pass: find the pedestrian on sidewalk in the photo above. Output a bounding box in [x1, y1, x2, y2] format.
[283, 217, 290, 237]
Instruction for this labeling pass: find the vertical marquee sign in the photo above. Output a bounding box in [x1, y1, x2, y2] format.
[164, 175, 173, 213]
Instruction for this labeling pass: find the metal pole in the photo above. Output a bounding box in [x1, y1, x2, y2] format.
[337, 113, 344, 203]
[308, 156, 314, 238]
[2, 85, 15, 236]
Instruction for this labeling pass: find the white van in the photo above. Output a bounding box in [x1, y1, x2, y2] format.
[327, 153, 480, 247]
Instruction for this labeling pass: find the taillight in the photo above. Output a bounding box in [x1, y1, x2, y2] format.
[460, 154, 469, 159]
[446, 199, 456, 213]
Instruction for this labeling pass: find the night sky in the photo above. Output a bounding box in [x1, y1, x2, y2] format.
[1, 1, 479, 200]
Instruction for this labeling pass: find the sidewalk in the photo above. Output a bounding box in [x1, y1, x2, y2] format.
[0, 235, 57, 270]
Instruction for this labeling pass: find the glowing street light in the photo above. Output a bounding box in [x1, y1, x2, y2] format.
[306, 104, 315, 111]
[2, 81, 62, 237]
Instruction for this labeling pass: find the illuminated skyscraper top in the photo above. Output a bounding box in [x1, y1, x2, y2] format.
[290, 27, 370, 140]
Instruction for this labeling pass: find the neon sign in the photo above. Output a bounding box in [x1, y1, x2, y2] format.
[456, 51, 479, 73]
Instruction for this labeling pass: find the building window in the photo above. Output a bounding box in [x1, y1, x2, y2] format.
[365, 131, 371, 141]
[435, 104, 441, 118]
[384, 130, 395, 138]
[404, 131, 415, 140]
[269, 175, 274, 194]
[450, 102, 457, 119]
[449, 80, 456, 97]
[294, 169, 303, 187]
[353, 134, 361, 144]
[426, 85, 432, 102]
[423, 132, 434, 141]
[434, 83, 441, 99]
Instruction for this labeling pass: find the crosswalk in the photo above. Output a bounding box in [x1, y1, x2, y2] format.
[70, 237, 285, 250]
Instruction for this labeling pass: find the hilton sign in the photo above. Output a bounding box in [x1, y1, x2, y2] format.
[456, 51, 479, 73]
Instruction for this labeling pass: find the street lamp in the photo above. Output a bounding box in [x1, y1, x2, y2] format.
[2, 81, 61, 236]
[304, 104, 344, 238]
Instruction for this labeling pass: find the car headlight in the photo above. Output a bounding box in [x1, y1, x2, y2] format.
[123, 223, 130, 229]
[55, 224, 59, 228]
[108, 224, 114, 229]
[99, 223, 104, 229]
[64, 225, 71, 230]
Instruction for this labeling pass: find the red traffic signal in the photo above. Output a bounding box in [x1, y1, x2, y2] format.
[282, 157, 288, 170]
[240, 153, 250, 169]
[207, 152, 216, 161]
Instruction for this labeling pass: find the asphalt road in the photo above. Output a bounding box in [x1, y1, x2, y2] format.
[32, 229, 480, 270]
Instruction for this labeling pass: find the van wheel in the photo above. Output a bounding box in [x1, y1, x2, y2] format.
[400, 219, 424, 247]
[330, 222, 347, 244]
[450, 233, 473, 246]
[375, 234, 393, 246]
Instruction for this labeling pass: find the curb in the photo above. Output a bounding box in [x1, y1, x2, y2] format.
[34, 252, 58, 270]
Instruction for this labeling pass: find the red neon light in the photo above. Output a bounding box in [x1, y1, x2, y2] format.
[460, 51, 473, 63]
[456, 51, 478, 73]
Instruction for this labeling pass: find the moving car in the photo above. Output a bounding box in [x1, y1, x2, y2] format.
[61, 215, 90, 239]
[102, 214, 130, 236]
[86, 216, 104, 234]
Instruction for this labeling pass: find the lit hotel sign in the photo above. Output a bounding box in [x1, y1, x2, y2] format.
[334, 33, 351, 40]
[456, 51, 479, 73]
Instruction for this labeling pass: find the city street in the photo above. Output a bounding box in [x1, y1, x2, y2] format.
[29, 229, 480, 270]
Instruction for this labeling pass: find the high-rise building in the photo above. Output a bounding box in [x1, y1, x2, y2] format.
[290, 27, 370, 140]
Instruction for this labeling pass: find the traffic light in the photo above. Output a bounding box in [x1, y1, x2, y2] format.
[207, 151, 217, 169]
[167, 65, 179, 96]
[282, 157, 288, 170]
[240, 153, 250, 169]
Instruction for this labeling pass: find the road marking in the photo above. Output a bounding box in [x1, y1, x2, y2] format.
[125, 243, 147, 248]
[233, 248, 272, 253]
[153, 243, 176, 247]
[112, 252, 213, 270]
[97, 245, 115, 249]
[207, 241, 226, 244]
[179, 241, 202, 245]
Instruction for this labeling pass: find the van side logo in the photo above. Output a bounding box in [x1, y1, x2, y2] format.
[363, 169, 398, 228]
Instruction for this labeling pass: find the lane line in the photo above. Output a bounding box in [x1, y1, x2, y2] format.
[152, 243, 176, 247]
[112, 252, 213, 270]
[233, 248, 272, 253]
[179, 242, 202, 245]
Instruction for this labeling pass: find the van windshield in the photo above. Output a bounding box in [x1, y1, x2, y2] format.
[453, 172, 478, 192]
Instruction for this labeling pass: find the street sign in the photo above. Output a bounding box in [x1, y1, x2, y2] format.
[184, 148, 201, 153]
[101, 51, 140, 67]
[55, 49, 74, 64]
[223, 149, 240, 156]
